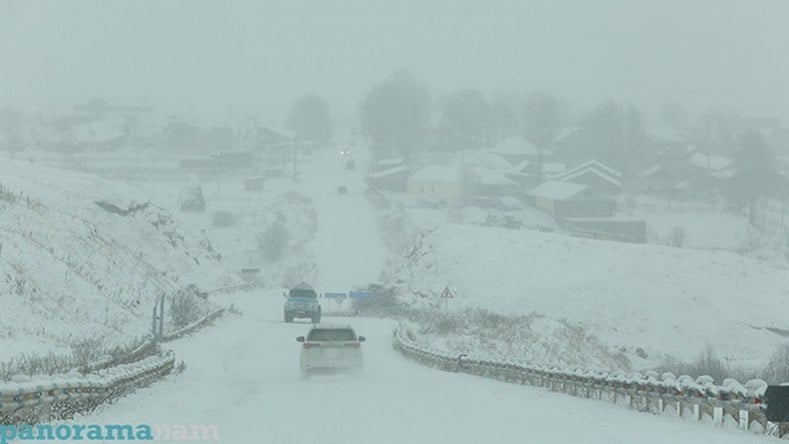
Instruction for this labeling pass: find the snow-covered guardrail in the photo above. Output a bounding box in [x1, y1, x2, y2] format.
[161, 308, 225, 342]
[392, 324, 785, 437]
[205, 282, 260, 295]
[0, 353, 175, 424]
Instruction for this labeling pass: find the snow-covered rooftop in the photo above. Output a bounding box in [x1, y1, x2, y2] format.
[689, 152, 734, 171]
[561, 167, 622, 187]
[409, 165, 462, 184]
[369, 165, 409, 178]
[559, 160, 621, 179]
[473, 167, 516, 186]
[490, 136, 538, 156]
[457, 150, 511, 170]
[527, 180, 587, 201]
[638, 165, 663, 179]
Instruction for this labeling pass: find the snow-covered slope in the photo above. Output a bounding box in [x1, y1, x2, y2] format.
[0, 157, 238, 358]
[386, 223, 789, 370]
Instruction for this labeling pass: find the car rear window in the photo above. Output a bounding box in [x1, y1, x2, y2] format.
[289, 289, 316, 298]
[308, 329, 356, 341]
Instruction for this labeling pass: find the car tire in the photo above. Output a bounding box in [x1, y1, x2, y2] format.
[284, 312, 293, 323]
[300, 371, 310, 380]
[311, 315, 320, 324]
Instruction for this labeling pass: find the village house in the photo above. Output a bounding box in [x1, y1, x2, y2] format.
[407, 165, 463, 206]
[526, 180, 616, 219]
[550, 160, 622, 195]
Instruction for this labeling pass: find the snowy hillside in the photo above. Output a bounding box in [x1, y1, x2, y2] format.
[0, 157, 239, 359]
[385, 223, 789, 371]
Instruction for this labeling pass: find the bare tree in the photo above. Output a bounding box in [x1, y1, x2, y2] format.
[360, 71, 431, 163]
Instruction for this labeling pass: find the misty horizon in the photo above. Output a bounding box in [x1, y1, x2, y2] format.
[2, 0, 788, 124]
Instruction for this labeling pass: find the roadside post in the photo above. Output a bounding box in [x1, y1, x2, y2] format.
[440, 286, 453, 315]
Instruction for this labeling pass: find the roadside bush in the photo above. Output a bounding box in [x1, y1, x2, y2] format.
[179, 185, 206, 212]
[761, 345, 789, 384]
[351, 284, 407, 317]
[70, 336, 106, 370]
[212, 211, 236, 227]
[0, 183, 17, 203]
[671, 226, 686, 247]
[168, 285, 205, 329]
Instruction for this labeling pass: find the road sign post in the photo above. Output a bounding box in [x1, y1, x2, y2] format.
[440, 286, 453, 315]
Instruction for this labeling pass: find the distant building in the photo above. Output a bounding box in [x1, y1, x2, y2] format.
[489, 136, 539, 166]
[526, 181, 616, 218]
[407, 165, 463, 206]
[550, 160, 622, 195]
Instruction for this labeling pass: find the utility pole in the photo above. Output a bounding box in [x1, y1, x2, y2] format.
[292, 140, 298, 183]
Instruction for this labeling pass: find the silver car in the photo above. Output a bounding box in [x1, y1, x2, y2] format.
[297, 325, 365, 378]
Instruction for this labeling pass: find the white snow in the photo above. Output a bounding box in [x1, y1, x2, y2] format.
[689, 152, 734, 171]
[387, 223, 789, 370]
[490, 136, 538, 156]
[62, 289, 766, 444]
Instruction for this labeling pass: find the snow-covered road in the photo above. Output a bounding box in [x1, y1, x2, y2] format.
[302, 144, 385, 291]
[74, 290, 764, 444]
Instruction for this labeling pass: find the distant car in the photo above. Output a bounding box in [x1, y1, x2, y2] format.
[297, 324, 365, 378]
[284, 282, 321, 323]
[337, 186, 347, 195]
[339, 148, 351, 155]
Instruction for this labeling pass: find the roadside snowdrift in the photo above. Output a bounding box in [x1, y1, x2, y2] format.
[0, 158, 238, 358]
[386, 224, 789, 370]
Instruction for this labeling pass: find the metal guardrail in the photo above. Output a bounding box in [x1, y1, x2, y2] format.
[205, 282, 260, 295]
[393, 325, 784, 437]
[161, 308, 226, 342]
[0, 297, 229, 425]
[0, 354, 175, 424]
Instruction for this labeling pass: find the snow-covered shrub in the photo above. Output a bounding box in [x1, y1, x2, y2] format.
[760, 345, 789, 384]
[168, 285, 205, 329]
[212, 211, 236, 228]
[350, 284, 406, 317]
[671, 226, 686, 247]
[0, 182, 16, 203]
[258, 221, 290, 262]
[179, 185, 206, 212]
[70, 336, 106, 370]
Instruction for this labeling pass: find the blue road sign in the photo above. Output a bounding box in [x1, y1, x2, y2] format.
[349, 291, 371, 300]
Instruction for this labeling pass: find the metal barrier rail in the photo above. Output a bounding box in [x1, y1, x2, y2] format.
[206, 282, 260, 295]
[0, 353, 175, 423]
[161, 308, 226, 342]
[392, 325, 782, 436]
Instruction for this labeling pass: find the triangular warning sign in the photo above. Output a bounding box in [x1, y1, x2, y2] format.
[440, 287, 453, 299]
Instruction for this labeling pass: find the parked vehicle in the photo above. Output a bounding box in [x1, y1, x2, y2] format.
[297, 324, 365, 378]
[284, 282, 321, 323]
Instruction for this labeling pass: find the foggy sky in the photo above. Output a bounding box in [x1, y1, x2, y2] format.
[2, 0, 788, 124]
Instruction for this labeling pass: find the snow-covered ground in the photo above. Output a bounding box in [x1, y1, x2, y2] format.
[0, 156, 237, 358]
[385, 223, 789, 372]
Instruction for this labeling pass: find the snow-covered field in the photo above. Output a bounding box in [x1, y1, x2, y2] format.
[386, 223, 789, 372]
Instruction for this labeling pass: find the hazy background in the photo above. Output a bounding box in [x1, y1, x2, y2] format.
[2, 0, 788, 123]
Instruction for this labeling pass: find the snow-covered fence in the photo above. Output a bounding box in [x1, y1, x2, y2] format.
[0, 353, 175, 425]
[393, 324, 783, 437]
